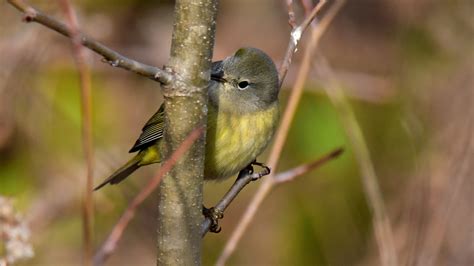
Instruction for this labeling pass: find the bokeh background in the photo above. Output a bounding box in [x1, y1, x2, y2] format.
[1, 0, 472, 265]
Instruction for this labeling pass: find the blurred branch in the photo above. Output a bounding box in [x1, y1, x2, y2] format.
[93, 127, 204, 266]
[6, 0, 173, 84]
[300, 0, 315, 16]
[315, 55, 398, 266]
[201, 147, 343, 236]
[216, 1, 344, 265]
[417, 121, 473, 266]
[282, 68, 397, 104]
[57, 0, 94, 265]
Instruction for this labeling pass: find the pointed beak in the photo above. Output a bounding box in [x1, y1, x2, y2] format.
[211, 70, 226, 82]
[210, 60, 226, 83]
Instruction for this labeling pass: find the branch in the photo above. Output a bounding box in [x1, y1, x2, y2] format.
[57, 0, 94, 265]
[93, 127, 204, 266]
[201, 147, 343, 236]
[315, 54, 398, 266]
[274, 147, 343, 183]
[6, 0, 173, 84]
[216, 1, 345, 264]
[278, 0, 327, 86]
[156, 0, 218, 264]
[285, 0, 297, 28]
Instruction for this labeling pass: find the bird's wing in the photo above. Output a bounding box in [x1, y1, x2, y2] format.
[129, 104, 165, 152]
[128, 61, 224, 153]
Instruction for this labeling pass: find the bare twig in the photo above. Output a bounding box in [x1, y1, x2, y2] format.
[57, 1, 93, 264]
[201, 168, 258, 237]
[278, 0, 327, 86]
[315, 54, 398, 266]
[286, 0, 297, 29]
[201, 147, 343, 236]
[274, 147, 343, 183]
[6, 0, 173, 84]
[216, 1, 344, 265]
[93, 127, 204, 266]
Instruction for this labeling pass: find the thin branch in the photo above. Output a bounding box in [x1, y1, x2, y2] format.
[286, 0, 297, 29]
[201, 147, 343, 236]
[315, 54, 398, 266]
[6, 0, 173, 84]
[278, 0, 327, 86]
[216, 1, 344, 265]
[300, 0, 314, 17]
[93, 127, 204, 266]
[274, 147, 343, 183]
[417, 110, 473, 266]
[57, 1, 93, 265]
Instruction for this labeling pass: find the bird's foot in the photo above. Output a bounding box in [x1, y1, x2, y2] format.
[203, 206, 224, 233]
[249, 160, 271, 181]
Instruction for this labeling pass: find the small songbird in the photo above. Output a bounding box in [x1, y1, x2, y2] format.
[94, 47, 280, 190]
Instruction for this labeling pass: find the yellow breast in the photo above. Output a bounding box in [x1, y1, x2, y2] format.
[204, 103, 279, 180]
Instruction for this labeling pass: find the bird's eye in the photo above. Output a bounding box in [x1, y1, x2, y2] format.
[238, 81, 249, 90]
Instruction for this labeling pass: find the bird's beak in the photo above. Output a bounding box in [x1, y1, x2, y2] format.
[211, 70, 226, 82]
[210, 60, 226, 83]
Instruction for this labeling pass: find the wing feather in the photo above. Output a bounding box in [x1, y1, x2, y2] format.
[129, 104, 164, 152]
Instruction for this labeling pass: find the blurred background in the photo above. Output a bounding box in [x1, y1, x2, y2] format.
[0, 0, 472, 265]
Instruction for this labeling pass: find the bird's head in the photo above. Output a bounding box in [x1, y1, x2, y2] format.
[209, 47, 279, 113]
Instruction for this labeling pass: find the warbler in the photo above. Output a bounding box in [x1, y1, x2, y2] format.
[94, 47, 280, 190]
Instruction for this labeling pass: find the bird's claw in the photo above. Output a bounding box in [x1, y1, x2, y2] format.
[249, 160, 271, 181]
[203, 206, 224, 233]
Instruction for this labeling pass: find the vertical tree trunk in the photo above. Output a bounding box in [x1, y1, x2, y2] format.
[157, 0, 218, 265]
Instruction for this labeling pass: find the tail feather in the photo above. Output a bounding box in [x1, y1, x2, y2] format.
[94, 157, 141, 191]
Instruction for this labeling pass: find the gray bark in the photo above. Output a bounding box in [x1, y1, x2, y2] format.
[157, 0, 218, 265]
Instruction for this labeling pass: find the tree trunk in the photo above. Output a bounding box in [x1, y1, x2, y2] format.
[157, 0, 218, 265]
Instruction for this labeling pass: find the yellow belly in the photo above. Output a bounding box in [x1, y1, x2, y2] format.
[204, 103, 279, 180]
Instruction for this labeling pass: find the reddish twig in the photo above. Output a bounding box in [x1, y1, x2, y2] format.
[275, 147, 344, 183]
[201, 147, 343, 236]
[216, 1, 344, 265]
[93, 127, 204, 266]
[57, 1, 94, 264]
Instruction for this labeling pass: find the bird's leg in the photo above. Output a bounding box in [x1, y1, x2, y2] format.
[248, 159, 271, 181]
[201, 162, 270, 235]
[202, 206, 224, 233]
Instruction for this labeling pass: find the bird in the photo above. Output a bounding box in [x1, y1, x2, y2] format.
[94, 47, 280, 190]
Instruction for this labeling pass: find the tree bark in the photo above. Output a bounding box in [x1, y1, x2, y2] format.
[157, 0, 218, 265]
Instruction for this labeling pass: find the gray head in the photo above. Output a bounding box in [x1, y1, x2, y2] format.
[209, 47, 279, 113]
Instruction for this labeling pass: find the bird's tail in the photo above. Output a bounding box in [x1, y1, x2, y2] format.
[94, 155, 141, 191]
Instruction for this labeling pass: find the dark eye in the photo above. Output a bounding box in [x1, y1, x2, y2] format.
[238, 81, 249, 90]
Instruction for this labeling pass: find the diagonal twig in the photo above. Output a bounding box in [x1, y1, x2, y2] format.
[93, 126, 204, 266]
[216, 1, 344, 265]
[278, 0, 327, 86]
[201, 147, 343, 236]
[274, 147, 343, 183]
[6, 0, 173, 84]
